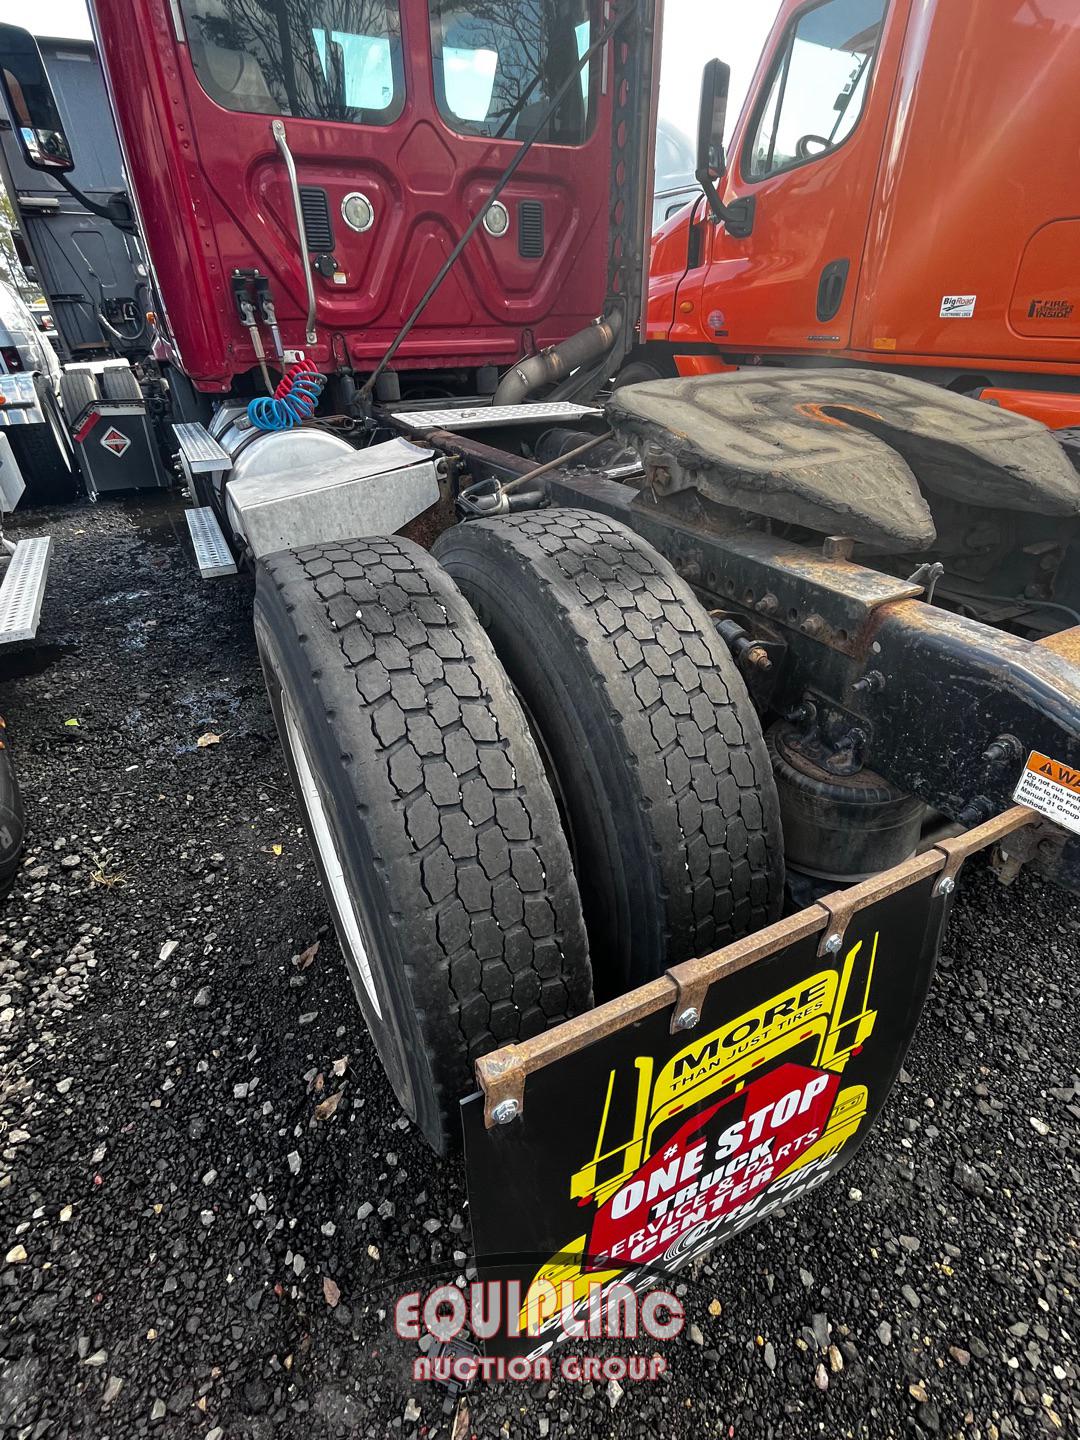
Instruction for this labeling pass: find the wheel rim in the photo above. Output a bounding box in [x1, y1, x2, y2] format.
[280, 690, 382, 1019]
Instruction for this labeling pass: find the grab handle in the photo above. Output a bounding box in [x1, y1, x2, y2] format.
[271, 119, 317, 345]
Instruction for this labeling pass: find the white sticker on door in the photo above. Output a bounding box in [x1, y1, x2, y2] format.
[100, 426, 131, 457]
[940, 294, 977, 319]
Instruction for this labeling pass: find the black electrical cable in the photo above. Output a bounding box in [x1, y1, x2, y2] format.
[950, 588, 1080, 627]
[359, 5, 633, 399]
[39, 223, 146, 346]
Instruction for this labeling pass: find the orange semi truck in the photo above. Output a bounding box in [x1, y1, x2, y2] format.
[644, 0, 1080, 428]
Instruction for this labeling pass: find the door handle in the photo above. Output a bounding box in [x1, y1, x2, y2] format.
[816, 259, 851, 323]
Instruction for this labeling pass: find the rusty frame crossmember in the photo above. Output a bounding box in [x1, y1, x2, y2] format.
[474, 806, 1036, 1127]
[535, 469, 1080, 893]
[389, 425, 1080, 891]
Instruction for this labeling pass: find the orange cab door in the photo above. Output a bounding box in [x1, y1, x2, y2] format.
[673, 0, 910, 356]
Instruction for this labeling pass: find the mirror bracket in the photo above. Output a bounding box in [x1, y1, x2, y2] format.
[697, 167, 756, 238]
[695, 58, 755, 239]
[704, 191, 756, 239]
[54, 173, 136, 233]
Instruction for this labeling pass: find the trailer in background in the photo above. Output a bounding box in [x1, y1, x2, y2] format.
[0, 33, 146, 364]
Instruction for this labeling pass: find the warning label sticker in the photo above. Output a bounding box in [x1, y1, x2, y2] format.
[100, 426, 131, 457]
[1013, 751, 1080, 836]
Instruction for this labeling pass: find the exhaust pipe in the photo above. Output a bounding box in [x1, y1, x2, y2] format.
[493, 312, 622, 406]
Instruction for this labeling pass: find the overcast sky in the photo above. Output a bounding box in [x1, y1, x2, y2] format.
[0, 0, 783, 144]
[0, 0, 91, 39]
[659, 1, 781, 144]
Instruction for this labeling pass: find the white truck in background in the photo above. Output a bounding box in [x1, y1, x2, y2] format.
[0, 275, 59, 646]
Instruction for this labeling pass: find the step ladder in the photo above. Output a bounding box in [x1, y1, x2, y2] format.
[173, 422, 237, 579]
[184, 507, 237, 579]
[0, 536, 52, 645]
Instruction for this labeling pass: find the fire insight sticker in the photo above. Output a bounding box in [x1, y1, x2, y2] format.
[1013, 751, 1080, 837]
[464, 877, 948, 1359]
[940, 294, 977, 318]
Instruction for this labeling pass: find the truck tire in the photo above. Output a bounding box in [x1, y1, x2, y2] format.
[254, 536, 592, 1152]
[59, 369, 99, 420]
[0, 720, 25, 900]
[434, 510, 785, 997]
[612, 361, 666, 388]
[100, 367, 142, 402]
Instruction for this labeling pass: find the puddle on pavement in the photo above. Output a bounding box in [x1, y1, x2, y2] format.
[102, 589, 154, 607]
[0, 642, 76, 683]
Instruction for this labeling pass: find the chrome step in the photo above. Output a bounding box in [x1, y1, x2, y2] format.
[185, 506, 237, 578]
[0, 536, 52, 644]
[391, 401, 601, 432]
[173, 422, 231, 497]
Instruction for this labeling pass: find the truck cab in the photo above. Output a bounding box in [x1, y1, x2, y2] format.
[648, 0, 1080, 419]
[80, 0, 645, 399]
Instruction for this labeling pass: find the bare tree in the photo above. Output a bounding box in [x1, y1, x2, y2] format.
[0, 182, 39, 304]
[183, 0, 400, 119]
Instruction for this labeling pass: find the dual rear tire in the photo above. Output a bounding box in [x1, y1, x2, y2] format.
[256, 513, 783, 1150]
[255, 536, 591, 1153]
[433, 510, 784, 997]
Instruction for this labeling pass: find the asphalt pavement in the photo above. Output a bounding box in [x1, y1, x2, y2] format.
[0, 496, 1076, 1439]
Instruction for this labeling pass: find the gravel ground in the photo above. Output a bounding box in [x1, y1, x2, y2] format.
[0, 496, 1077, 1440]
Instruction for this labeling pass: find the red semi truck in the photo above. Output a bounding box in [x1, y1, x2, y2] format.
[1, 0, 1078, 1349]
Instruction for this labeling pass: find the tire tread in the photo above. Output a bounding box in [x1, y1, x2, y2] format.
[256, 536, 590, 1143]
[438, 510, 784, 968]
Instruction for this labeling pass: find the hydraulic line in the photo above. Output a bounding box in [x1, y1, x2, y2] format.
[358, 4, 634, 400]
[231, 273, 275, 392]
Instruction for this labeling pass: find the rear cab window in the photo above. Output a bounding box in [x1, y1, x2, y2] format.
[744, 0, 887, 181]
[178, 0, 405, 123]
[429, 0, 597, 144]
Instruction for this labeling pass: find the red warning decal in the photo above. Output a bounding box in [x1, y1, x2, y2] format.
[100, 426, 131, 457]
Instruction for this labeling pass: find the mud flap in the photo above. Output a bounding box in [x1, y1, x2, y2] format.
[462, 807, 1036, 1361]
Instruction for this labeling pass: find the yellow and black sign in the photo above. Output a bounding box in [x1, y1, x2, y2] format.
[463, 874, 950, 1359]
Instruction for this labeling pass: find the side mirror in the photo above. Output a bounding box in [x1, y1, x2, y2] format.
[0, 25, 74, 174]
[694, 58, 755, 236]
[696, 59, 730, 186]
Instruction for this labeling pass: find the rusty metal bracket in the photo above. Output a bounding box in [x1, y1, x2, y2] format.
[474, 975, 675, 1127]
[666, 907, 827, 1034]
[475, 1047, 528, 1130]
[1037, 625, 1080, 665]
[930, 805, 1036, 895]
[472, 805, 1045, 1128]
[989, 814, 1068, 886]
[815, 849, 944, 957]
